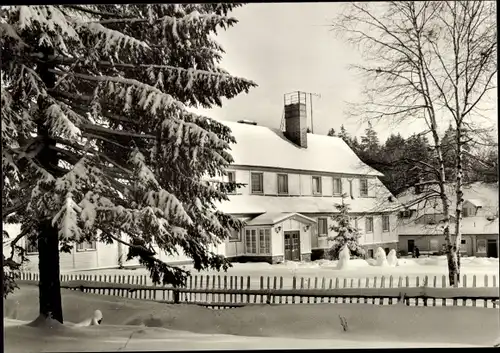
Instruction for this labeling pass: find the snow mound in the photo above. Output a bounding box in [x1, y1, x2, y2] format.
[395, 258, 419, 267]
[337, 246, 351, 270]
[387, 249, 398, 267]
[347, 259, 372, 268]
[290, 261, 321, 269]
[26, 315, 69, 331]
[468, 257, 496, 266]
[74, 309, 102, 326]
[232, 262, 272, 270]
[416, 256, 447, 266]
[374, 247, 388, 267]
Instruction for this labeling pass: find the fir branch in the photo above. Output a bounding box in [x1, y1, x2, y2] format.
[65, 5, 130, 19]
[2, 199, 30, 219]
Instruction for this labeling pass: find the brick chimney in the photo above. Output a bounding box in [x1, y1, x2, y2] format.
[284, 92, 308, 148]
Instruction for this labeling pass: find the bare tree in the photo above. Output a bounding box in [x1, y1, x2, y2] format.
[332, 1, 497, 285]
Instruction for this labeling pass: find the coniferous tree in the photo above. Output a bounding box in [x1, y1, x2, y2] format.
[360, 121, 380, 153]
[1, 4, 256, 323]
[337, 124, 350, 143]
[327, 128, 336, 137]
[327, 195, 365, 260]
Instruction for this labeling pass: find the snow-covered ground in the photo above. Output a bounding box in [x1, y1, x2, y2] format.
[67, 256, 500, 288]
[4, 319, 480, 352]
[4, 285, 499, 351]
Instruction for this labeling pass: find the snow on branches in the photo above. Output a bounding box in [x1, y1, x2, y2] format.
[2, 4, 255, 287]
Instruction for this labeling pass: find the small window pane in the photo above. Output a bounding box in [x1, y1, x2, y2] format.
[259, 229, 271, 254]
[278, 174, 288, 194]
[251, 173, 263, 194]
[333, 178, 342, 195]
[312, 176, 322, 194]
[318, 218, 328, 236]
[366, 217, 373, 232]
[229, 229, 240, 241]
[360, 179, 368, 196]
[382, 215, 390, 232]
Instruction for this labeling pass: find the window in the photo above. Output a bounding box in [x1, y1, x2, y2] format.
[461, 239, 466, 245]
[333, 177, 342, 195]
[382, 215, 390, 232]
[477, 239, 486, 253]
[77, 241, 96, 252]
[368, 249, 374, 258]
[246, 228, 270, 254]
[277, 174, 288, 195]
[227, 171, 236, 194]
[400, 210, 412, 218]
[245, 229, 257, 254]
[365, 217, 374, 233]
[430, 239, 439, 251]
[312, 176, 322, 195]
[26, 238, 38, 254]
[259, 229, 271, 254]
[229, 229, 240, 242]
[251, 172, 264, 194]
[360, 179, 369, 197]
[318, 218, 328, 236]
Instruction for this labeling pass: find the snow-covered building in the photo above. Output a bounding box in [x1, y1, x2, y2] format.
[3, 94, 401, 271]
[396, 182, 499, 258]
[3, 223, 223, 272]
[214, 94, 401, 263]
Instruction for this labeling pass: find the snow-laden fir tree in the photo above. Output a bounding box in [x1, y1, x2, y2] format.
[327, 195, 365, 260]
[1, 4, 256, 323]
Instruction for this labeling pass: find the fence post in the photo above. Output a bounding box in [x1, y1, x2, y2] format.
[246, 276, 250, 303]
[173, 287, 180, 304]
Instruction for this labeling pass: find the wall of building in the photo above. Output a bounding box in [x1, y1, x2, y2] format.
[309, 213, 398, 250]
[227, 167, 378, 198]
[398, 235, 475, 256]
[22, 240, 120, 272]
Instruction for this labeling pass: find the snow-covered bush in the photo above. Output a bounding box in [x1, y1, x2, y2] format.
[374, 247, 388, 267]
[337, 246, 351, 270]
[387, 249, 398, 267]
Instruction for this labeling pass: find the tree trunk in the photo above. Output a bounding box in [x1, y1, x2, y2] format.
[37, 220, 64, 323]
[446, 249, 461, 287]
[35, 45, 64, 323]
[449, 123, 465, 287]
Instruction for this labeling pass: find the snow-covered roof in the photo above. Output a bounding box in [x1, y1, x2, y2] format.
[465, 199, 483, 208]
[397, 182, 499, 216]
[398, 217, 499, 236]
[221, 120, 383, 176]
[215, 195, 401, 215]
[246, 212, 316, 226]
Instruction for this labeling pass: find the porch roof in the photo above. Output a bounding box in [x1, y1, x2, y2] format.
[246, 212, 317, 226]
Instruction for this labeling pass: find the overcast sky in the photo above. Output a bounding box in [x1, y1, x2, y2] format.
[194, 3, 497, 143]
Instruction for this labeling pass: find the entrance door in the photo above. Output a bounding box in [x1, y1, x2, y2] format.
[284, 231, 301, 261]
[487, 240, 498, 258]
[407, 239, 415, 254]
